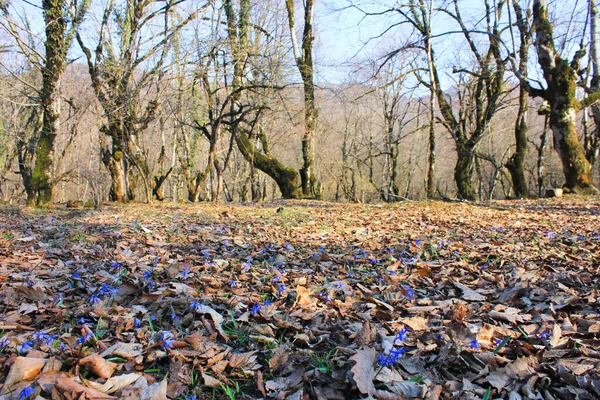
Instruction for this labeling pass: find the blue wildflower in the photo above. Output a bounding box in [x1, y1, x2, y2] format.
[34, 332, 55, 345]
[98, 283, 111, 296]
[181, 267, 190, 278]
[148, 282, 156, 290]
[263, 300, 272, 306]
[395, 328, 409, 343]
[19, 386, 36, 399]
[242, 262, 251, 271]
[185, 395, 197, 400]
[229, 280, 237, 287]
[325, 295, 332, 302]
[77, 332, 94, 345]
[202, 250, 210, 258]
[469, 339, 480, 350]
[278, 283, 285, 293]
[134, 318, 141, 327]
[90, 294, 101, 305]
[72, 271, 81, 279]
[152, 257, 159, 267]
[20, 341, 33, 354]
[538, 331, 550, 340]
[389, 347, 405, 362]
[0, 337, 9, 350]
[415, 238, 421, 246]
[77, 317, 90, 326]
[190, 301, 202, 312]
[110, 262, 122, 269]
[377, 353, 393, 366]
[251, 303, 262, 315]
[143, 271, 152, 281]
[335, 282, 344, 289]
[403, 285, 415, 301]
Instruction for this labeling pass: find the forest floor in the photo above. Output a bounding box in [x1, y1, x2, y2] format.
[0, 197, 599, 400]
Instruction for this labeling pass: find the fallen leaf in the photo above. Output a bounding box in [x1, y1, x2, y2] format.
[79, 354, 118, 379]
[350, 347, 377, 395]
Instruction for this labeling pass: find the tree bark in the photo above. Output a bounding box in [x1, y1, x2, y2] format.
[29, 0, 68, 207]
[505, 0, 530, 198]
[454, 143, 476, 200]
[225, 0, 301, 199]
[532, 0, 597, 193]
[587, 0, 600, 165]
[285, 0, 319, 198]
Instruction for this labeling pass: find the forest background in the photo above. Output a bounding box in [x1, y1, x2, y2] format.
[0, 0, 599, 206]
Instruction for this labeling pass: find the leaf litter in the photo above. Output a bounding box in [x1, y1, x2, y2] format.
[0, 197, 599, 399]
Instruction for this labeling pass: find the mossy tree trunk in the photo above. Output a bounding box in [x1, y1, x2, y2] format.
[586, 0, 600, 165]
[285, 0, 320, 198]
[28, 0, 69, 207]
[454, 142, 476, 200]
[505, 0, 530, 198]
[532, 0, 598, 194]
[224, 0, 301, 199]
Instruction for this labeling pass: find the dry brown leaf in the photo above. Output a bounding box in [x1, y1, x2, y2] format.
[139, 379, 167, 400]
[202, 372, 222, 387]
[100, 342, 143, 359]
[55, 376, 116, 399]
[264, 367, 304, 393]
[353, 320, 372, 346]
[2, 356, 47, 391]
[350, 347, 377, 395]
[82, 373, 141, 394]
[195, 304, 229, 341]
[400, 316, 428, 331]
[268, 346, 289, 372]
[293, 285, 316, 308]
[79, 354, 118, 379]
[228, 350, 258, 369]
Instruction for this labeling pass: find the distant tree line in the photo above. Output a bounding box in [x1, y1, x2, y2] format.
[0, 0, 598, 205]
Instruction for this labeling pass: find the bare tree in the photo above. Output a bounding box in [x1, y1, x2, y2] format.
[1, 0, 88, 206]
[224, 0, 301, 199]
[76, 0, 205, 202]
[285, 0, 320, 198]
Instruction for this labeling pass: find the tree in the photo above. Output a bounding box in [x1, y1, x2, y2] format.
[224, 0, 301, 199]
[1, 0, 88, 206]
[530, 0, 598, 193]
[285, 0, 320, 198]
[398, 0, 507, 200]
[505, 0, 531, 198]
[77, 0, 204, 202]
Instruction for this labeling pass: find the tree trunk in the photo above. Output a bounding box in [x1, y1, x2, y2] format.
[506, 85, 529, 198]
[588, 0, 600, 165]
[225, 0, 301, 199]
[454, 143, 476, 200]
[102, 145, 128, 202]
[533, 0, 597, 194]
[30, 0, 68, 207]
[426, 91, 436, 199]
[506, 0, 530, 198]
[234, 129, 300, 198]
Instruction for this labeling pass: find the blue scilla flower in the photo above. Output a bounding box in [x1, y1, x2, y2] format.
[19, 386, 36, 399]
[251, 303, 262, 315]
[190, 301, 202, 312]
[469, 339, 480, 350]
[20, 341, 33, 354]
[90, 294, 101, 305]
[403, 285, 415, 301]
